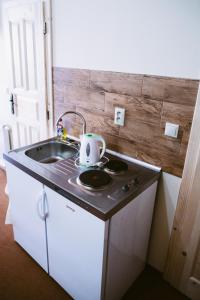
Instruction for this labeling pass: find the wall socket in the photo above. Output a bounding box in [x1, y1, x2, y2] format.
[164, 122, 179, 138]
[114, 107, 125, 126]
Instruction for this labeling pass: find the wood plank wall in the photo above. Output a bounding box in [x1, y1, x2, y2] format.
[53, 67, 199, 177]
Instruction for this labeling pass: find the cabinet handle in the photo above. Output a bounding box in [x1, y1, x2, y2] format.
[66, 205, 75, 213]
[43, 191, 49, 219]
[37, 190, 48, 220]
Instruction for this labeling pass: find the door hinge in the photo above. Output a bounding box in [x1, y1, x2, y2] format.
[47, 110, 50, 120]
[43, 21, 47, 35]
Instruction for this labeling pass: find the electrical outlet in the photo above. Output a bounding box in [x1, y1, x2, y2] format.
[114, 107, 125, 126]
[164, 122, 179, 138]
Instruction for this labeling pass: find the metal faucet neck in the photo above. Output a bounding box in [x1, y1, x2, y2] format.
[55, 111, 86, 136]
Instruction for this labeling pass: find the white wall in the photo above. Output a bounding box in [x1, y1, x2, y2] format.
[52, 0, 200, 79]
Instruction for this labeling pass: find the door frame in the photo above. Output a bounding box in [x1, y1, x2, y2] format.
[2, 0, 53, 140]
[42, 0, 54, 137]
[164, 83, 200, 298]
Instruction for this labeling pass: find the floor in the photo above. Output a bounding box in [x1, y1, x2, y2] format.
[0, 168, 189, 300]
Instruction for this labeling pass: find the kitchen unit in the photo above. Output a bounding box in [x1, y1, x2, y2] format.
[4, 138, 160, 300]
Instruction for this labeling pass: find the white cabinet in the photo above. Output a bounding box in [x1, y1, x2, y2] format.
[6, 162, 158, 300]
[6, 162, 48, 272]
[6, 162, 108, 300]
[105, 182, 157, 300]
[45, 186, 108, 300]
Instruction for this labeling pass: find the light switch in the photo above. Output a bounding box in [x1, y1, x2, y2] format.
[164, 122, 179, 138]
[114, 107, 125, 126]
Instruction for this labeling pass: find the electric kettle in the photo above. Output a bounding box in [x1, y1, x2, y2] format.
[79, 133, 106, 167]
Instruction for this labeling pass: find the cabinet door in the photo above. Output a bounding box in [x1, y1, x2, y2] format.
[6, 162, 48, 272]
[45, 186, 107, 300]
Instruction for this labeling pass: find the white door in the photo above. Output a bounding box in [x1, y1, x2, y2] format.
[4, 0, 48, 149]
[6, 162, 48, 272]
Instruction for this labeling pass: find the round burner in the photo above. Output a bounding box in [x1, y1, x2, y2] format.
[78, 170, 112, 190]
[104, 159, 128, 174]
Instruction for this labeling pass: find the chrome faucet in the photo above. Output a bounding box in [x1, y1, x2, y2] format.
[55, 111, 86, 138]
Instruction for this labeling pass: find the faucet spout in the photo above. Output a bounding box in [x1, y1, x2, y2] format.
[55, 111, 86, 137]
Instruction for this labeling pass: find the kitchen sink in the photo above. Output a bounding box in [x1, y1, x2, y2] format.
[25, 141, 78, 164]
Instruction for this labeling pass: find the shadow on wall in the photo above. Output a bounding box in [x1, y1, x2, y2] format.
[148, 172, 181, 271]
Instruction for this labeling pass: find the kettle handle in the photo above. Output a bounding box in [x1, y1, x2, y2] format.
[97, 136, 106, 159]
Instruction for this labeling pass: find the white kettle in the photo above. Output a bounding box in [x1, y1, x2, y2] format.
[79, 133, 106, 167]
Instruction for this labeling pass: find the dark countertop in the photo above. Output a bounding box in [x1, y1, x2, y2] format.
[3, 138, 160, 221]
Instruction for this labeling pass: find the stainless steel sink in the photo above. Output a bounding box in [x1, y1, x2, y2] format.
[25, 141, 78, 164]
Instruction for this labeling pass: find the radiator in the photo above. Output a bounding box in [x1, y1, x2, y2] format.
[2, 124, 12, 152]
[1, 125, 12, 224]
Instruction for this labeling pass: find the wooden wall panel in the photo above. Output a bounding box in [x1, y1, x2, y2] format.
[142, 76, 166, 100]
[163, 78, 198, 106]
[53, 67, 90, 88]
[105, 93, 162, 125]
[64, 86, 105, 111]
[53, 67, 199, 177]
[161, 102, 194, 128]
[90, 70, 143, 97]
